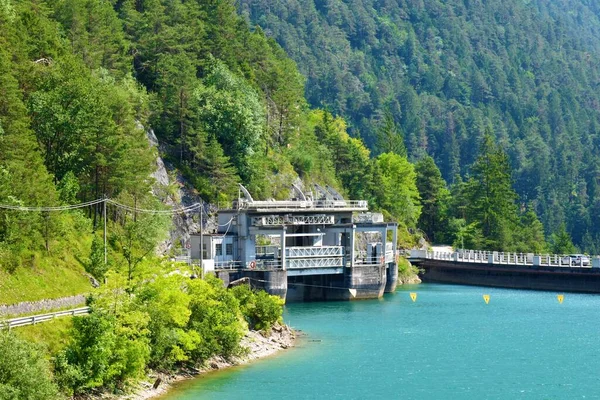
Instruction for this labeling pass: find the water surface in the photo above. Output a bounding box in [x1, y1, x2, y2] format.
[167, 284, 600, 399]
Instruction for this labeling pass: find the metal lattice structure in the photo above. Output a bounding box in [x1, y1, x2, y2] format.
[287, 257, 345, 269]
[285, 246, 344, 258]
[252, 214, 335, 226]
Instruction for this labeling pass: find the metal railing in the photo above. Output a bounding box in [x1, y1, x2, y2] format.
[355, 250, 395, 265]
[224, 199, 368, 211]
[255, 246, 279, 258]
[410, 249, 595, 269]
[1, 307, 90, 329]
[213, 260, 244, 270]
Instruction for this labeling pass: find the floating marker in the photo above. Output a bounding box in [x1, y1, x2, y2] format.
[410, 292, 417, 302]
[483, 294, 490, 304]
[557, 294, 564, 304]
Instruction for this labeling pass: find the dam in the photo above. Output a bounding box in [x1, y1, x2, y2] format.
[410, 249, 600, 293]
[187, 184, 399, 301]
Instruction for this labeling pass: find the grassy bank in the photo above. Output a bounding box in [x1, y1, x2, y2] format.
[0, 257, 92, 305]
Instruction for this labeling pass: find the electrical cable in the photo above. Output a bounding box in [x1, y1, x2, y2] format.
[107, 199, 201, 215]
[0, 198, 202, 215]
[0, 198, 105, 212]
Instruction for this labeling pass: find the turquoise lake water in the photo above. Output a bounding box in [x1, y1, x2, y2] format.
[166, 284, 600, 399]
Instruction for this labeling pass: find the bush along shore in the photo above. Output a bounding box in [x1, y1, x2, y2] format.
[126, 324, 295, 400]
[398, 256, 422, 285]
[0, 262, 289, 400]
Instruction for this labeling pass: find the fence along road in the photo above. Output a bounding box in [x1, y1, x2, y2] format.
[0, 307, 90, 329]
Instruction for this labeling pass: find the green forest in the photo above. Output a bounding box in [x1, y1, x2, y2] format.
[0, 0, 595, 396]
[237, 0, 600, 252]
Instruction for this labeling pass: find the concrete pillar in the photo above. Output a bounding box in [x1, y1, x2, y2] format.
[350, 225, 356, 266]
[593, 257, 600, 268]
[533, 256, 541, 267]
[488, 254, 494, 264]
[281, 226, 287, 270]
[380, 226, 387, 264]
[385, 224, 398, 293]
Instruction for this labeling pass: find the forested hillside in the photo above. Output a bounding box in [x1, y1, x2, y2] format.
[237, 0, 600, 251]
[0, 0, 429, 293]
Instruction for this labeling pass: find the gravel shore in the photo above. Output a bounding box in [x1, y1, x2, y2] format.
[105, 324, 296, 400]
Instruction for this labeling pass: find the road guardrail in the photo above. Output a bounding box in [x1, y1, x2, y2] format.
[0, 306, 90, 329]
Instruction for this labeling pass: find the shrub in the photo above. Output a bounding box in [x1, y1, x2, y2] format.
[54, 308, 150, 395]
[397, 256, 419, 278]
[232, 285, 284, 332]
[0, 330, 60, 400]
[186, 276, 246, 361]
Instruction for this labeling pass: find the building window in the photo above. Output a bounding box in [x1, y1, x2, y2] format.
[202, 243, 207, 259]
[215, 243, 222, 256]
[226, 243, 233, 256]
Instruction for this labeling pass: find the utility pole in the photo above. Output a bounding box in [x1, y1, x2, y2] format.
[200, 203, 203, 279]
[103, 197, 107, 266]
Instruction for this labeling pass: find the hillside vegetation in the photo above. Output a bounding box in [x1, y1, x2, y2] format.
[237, 0, 600, 251]
[0, 0, 427, 304]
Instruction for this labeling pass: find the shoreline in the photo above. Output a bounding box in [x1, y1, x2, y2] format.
[110, 324, 296, 400]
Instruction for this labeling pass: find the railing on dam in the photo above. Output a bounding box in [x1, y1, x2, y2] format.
[410, 249, 599, 269]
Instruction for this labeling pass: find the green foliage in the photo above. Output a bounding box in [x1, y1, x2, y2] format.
[376, 110, 406, 157]
[415, 156, 450, 243]
[87, 233, 107, 281]
[186, 275, 246, 362]
[238, 0, 600, 252]
[231, 284, 284, 332]
[462, 132, 520, 250]
[375, 153, 421, 227]
[54, 307, 150, 395]
[109, 195, 170, 289]
[15, 317, 73, 357]
[135, 274, 198, 369]
[397, 256, 418, 279]
[0, 330, 61, 400]
[550, 224, 577, 254]
[444, 134, 547, 252]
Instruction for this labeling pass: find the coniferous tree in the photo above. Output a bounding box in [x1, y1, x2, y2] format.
[415, 156, 450, 243]
[463, 131, 520, 250]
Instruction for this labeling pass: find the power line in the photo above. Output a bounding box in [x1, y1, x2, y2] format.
[0, 198, 105, 212]
[107, 199, 201, 215]
[0, 198, 202, 215]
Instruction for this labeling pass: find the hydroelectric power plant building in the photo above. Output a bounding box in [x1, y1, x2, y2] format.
[189, 185, 399, 301]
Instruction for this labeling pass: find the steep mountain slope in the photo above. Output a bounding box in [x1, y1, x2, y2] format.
[237, 0, 600, 249]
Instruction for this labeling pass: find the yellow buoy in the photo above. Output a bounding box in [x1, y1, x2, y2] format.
[410, 292, 417, 302]
[557, 294, 564, 304]
[483, 294, 490, 304]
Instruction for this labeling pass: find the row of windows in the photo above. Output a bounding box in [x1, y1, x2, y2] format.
[214, 243, 233, 256]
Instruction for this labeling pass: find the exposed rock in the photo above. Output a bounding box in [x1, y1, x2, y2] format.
[115, 324, 296, 400]
[397, 274, 422, 285]
[146, 129, 208, 255]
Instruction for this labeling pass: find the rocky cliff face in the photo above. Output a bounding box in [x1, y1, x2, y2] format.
[148, 130, 214, 255]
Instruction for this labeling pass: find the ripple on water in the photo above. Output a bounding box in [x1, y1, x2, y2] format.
[166, 284, 600, 399]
